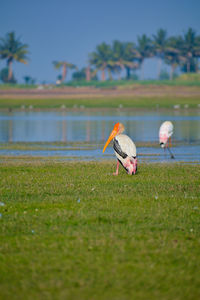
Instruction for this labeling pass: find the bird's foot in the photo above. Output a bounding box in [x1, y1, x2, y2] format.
[113, 172, 118, 176]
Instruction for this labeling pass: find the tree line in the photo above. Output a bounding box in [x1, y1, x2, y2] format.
[0, 28, 200, 84]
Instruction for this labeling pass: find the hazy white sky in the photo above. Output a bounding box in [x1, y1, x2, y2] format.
[1, 0, 200, 83]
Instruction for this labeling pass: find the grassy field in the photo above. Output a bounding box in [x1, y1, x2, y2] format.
[0, 96, 200, 109]
[0, 161, 200, 300]
[65, 79, 200, 88]
[1, 82, 200, 109]
[1, 78, 200, 89]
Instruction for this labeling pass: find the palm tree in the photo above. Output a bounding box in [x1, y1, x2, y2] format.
[152, 29, 168, 79]
[52, 61, 76, 82]
[180, 28, 200, 73]
[84, 65, 98, 81]
[111, 40, 125, 80]
[164, 36, 185, 80]
[89, 42, 112, 81]
[137, 34, 153, 80]
[110, 41, 139, 80]
[196, 35, 200, 72]
[72, 66, 97, 81]
[86, 65, 91, 81]
[123, 42, 139, 80]
[0, 31, 29, 81]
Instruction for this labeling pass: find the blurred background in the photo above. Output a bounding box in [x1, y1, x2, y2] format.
[0, 0, 200, 163]
[1, 0, 200, 84]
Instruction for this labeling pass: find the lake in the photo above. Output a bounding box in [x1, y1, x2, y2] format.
[0, 109, 200, 162]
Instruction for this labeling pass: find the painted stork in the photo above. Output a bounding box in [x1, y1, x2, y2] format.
[159, 121, 175, 159]
[103, 122, 137, 175]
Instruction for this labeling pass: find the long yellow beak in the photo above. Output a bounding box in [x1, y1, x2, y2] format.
[103, 128, 118, 153]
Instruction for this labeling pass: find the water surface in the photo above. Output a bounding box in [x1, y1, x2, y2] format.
[0, 109, 200, 162]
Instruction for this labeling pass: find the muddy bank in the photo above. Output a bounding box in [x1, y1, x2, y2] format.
[1, 85, 200, 99]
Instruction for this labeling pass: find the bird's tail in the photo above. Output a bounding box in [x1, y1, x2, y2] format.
[125, 157, 137, 175]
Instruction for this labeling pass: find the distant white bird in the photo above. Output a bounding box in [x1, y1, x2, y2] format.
[159, 121, 175, 159]
[103, 122, 137, 175]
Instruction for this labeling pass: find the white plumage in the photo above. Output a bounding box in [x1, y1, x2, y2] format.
[114, 134, 136, 158]
[159, 121, 175, 159]
[114, 134, 137, 175]
[159, 121, 174, 147]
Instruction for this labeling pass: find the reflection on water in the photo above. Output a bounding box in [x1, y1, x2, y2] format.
[1, 110, 200, 143]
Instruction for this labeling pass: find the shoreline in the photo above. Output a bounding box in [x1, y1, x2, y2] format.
[0, 106, 200, 112]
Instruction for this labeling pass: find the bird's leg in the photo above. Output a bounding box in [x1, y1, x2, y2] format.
[113, 160, 119, 176]
[167, 146, 175, 159]
[169, 137, 172, 148]
[164, 147, 166, 157]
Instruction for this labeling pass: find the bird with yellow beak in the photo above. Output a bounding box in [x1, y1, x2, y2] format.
[103, 122, 137, 175]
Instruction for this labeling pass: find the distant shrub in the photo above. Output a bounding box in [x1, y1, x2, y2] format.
[23, 76, 36, 85]
[159, 70, 170, 80]
[0, 67, 17, 84]
[129, 73, 139, 80]
[176, 73, 200, 81]
[72, 70, 86, 81]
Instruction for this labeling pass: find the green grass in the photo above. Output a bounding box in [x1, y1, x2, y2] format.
[0, 83, 37, 89]
[0, 142, 99, 151]
[0, 161, 200, 300]
[1, 78, 200, 89]
[65, 79, 200, 87]
[0, 96, 200, 109]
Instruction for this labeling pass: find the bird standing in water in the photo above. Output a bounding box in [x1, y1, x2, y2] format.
[159, 121, 175, 159]
[103, 122, 137, 175]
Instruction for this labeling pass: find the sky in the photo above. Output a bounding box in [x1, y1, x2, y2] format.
[1, 0, 200, 83]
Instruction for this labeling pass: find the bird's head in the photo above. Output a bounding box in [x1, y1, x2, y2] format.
[159, 133, 168, 148]
[103, 122, 125, 153]
[160, 142, 165, 148]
